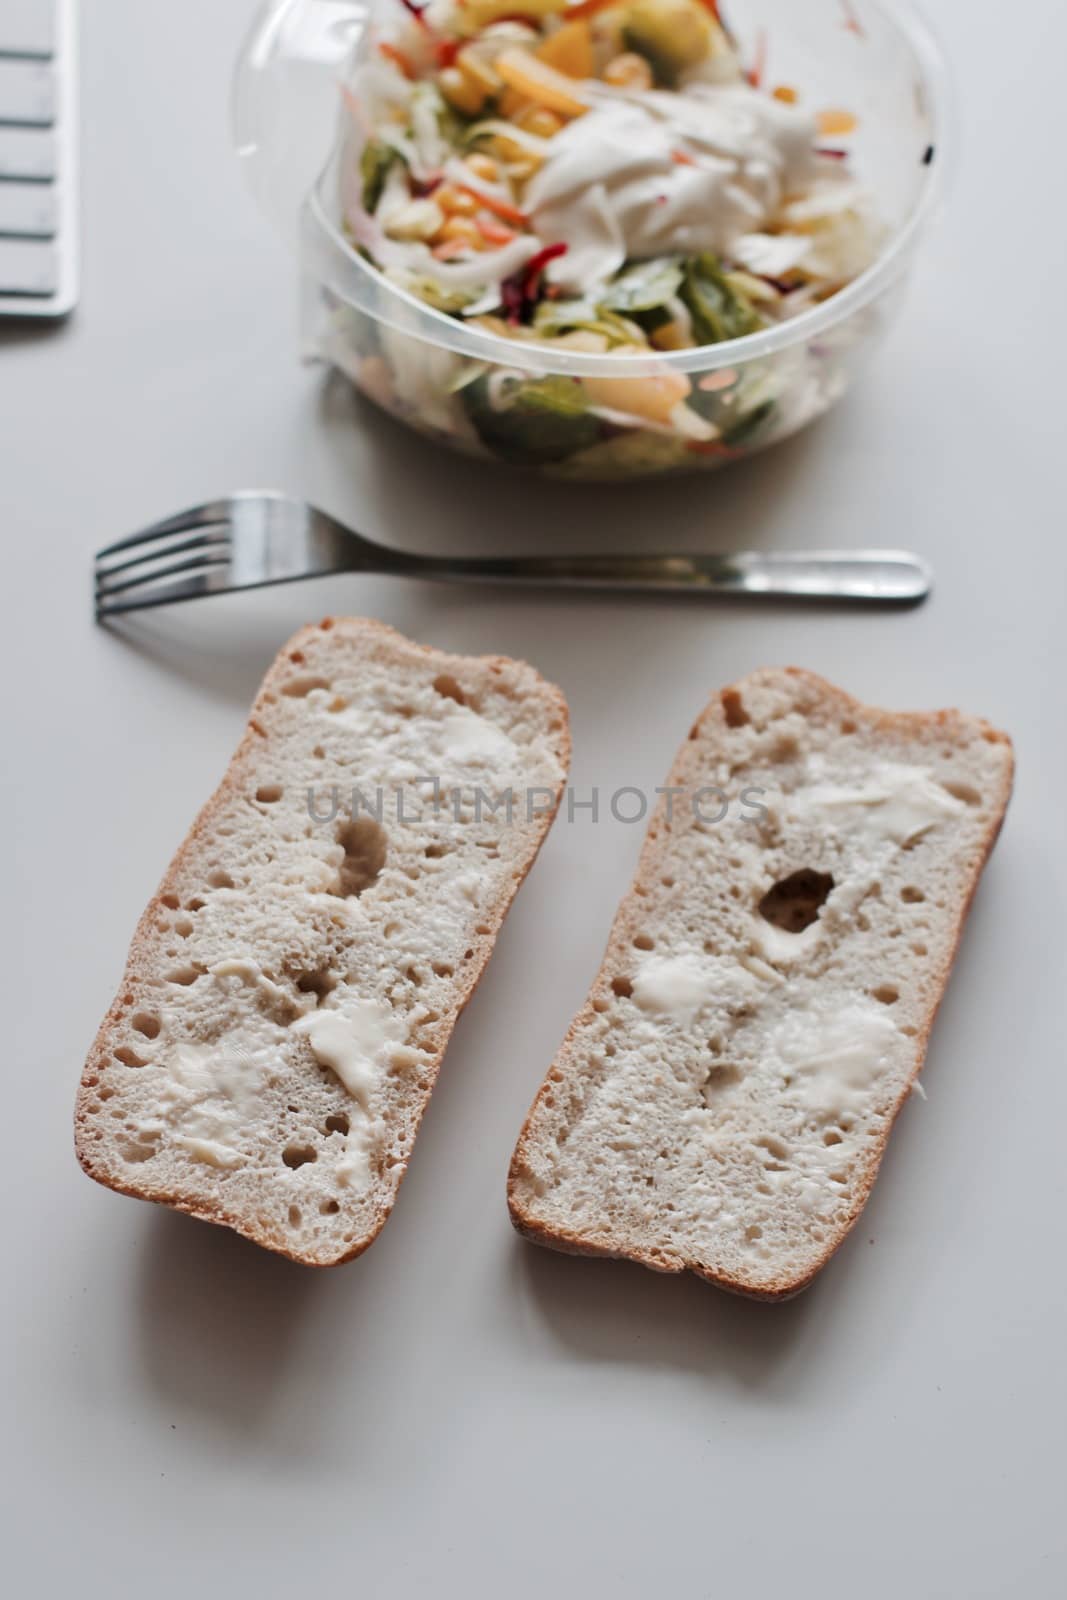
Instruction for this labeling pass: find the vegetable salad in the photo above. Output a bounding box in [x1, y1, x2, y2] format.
[332, 0, 882, 474]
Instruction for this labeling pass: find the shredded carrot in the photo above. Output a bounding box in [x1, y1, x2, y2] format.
[773, 84, 798, 105]
[432, 237, 474, 260]
[817, 108, 858, 136]
[475, 213, 518, 246]
[671, 149, 696, 166]
[378, 41, 416, 79]
[456, 182, 528, 226]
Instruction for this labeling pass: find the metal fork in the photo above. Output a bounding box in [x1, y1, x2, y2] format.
[94, 491, 932, 616]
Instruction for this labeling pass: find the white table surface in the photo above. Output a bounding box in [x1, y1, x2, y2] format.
[4, 2, 1065, 1595]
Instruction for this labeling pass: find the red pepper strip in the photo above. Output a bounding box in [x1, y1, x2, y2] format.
[815, 147, 849, 160]
[746, 26, 767, 88]
[434, 39, 461, 68]
[562, 0, 620, 19]
[501, 241, 568, 324]
[520, 241, 567, 305]
[397, 0, 430, 27]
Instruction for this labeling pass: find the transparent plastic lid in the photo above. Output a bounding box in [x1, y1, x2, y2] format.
[232, 0, 950, 378]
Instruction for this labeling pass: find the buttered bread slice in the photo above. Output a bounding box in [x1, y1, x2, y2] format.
[508, 668, 1012, 1300]
[76, 618, 569, 1265]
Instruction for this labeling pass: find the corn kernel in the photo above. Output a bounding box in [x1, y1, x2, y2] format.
[489, 131, 529, 163]
[434, 184, 478, 216]
[602, 52, 654, 91]
[503, 153, 541, 182]
[438, 66, 486, 117]
[384, 199, 446, 242]
[773, 84, 798, 104]
[438, 216, 485, 249]
[817, 108, 858, 136]
[516, 105, 564, 138]
[650, 322, 688, 352]
[457, 48, 502, 97]
[465, 153, 501, 183]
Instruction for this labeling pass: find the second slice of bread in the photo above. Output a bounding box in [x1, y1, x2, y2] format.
[76, 618, 570, 1265]
[508, 668, 1013, 1299]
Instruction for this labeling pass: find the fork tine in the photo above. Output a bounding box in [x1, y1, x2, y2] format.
[95, 499, 233, 559]
[95, 530, 231, 580]
[95, 552, 232, 601]
[95, 570, 228, 618]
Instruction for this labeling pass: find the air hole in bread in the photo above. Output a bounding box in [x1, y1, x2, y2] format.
[325, 1113, 349, 1136]
[756, 1135, 790, 1167]
[901, 886, 925, 903]
[174, 916, 194, 938]
[335, 817, 387, 897]
[758, 869, 834, 934]
[282, 1143, 317, 1170]
[256, 784, 283, 804]
[288, 1206, 302, 1228]
[424, 842, 451, 859]
[703, 1061, 742, 1097]
[312, 745, 326, 760]
[282, 675, 331, 698]
[114, 1045, 147, 1068]
[912, 942, 928, 957]
[120, 1141, 157, 1164]
[131, 1012, 161, 1040]
[432, 963, 454, 978]
[633, 934, 654, 951]
[611, 977, 633, 999]
[208, 868, 235, 889]
[160, 893, 180, 910]
[721, 688, 749, 728]
[944, 780, 982, 805]
[824, 1129, 844, 1146]
[166, 966, 202, 987]
[433, 673, 467, 706]
[185, 898, 205, 912]
[744, 1224, 763, 1242]
[872, 985, 899, 1006]
[296, 968, 337, 1002]
[320, 1198, 340, 1215]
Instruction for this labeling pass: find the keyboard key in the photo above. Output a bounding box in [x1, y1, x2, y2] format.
[0, 58, 55, 123]
[0, 0, 57, 57]
[0, 179, 56, 234]
[0, 236, 58, 295]
[0, 124, 55, 179]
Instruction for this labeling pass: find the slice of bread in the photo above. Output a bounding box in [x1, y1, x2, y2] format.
[508, 668, 1013, 1300]
[76, 617, 570, 1265]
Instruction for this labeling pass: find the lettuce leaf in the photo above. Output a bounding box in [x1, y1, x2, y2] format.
[600, 258, 684, 315]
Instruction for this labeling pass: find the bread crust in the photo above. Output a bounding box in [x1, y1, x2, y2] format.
[76, 617, 571, 1266]
[507, 667, 1014, 1300]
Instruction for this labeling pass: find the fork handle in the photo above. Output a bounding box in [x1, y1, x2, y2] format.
[391, 549, 931, 605]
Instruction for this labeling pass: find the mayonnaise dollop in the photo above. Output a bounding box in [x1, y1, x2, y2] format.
[524, 85, 818, 289]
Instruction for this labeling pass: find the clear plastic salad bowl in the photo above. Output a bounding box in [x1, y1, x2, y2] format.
[233, 0, 948, 479]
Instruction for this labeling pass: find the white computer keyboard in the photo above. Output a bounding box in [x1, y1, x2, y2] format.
[0, 0, 77, 317]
